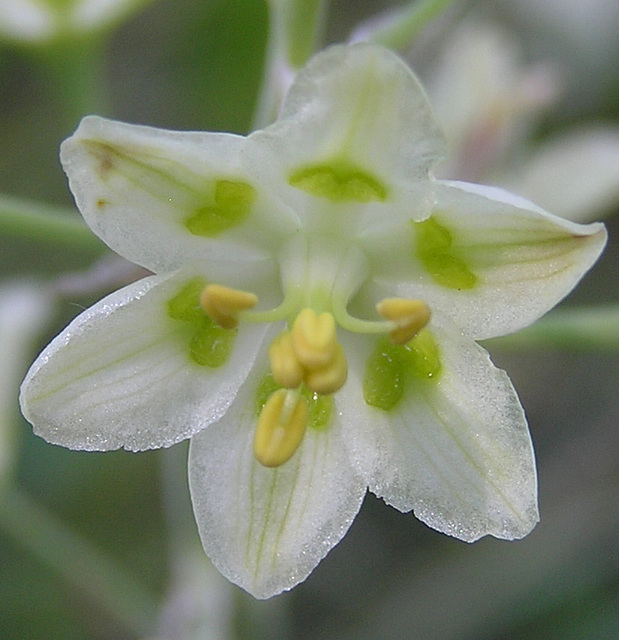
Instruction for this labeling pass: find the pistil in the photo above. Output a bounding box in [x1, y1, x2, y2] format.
[200, 278, 432, 468]
[269, 332, 304, 389]
[269, 308, 349, 396]
[291, 308, 337, 369]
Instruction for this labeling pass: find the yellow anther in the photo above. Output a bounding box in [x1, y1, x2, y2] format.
[268, 332, 304, 389]
[376, 298, 431, 345]
[254, 389, 308, 467]
[304, 343, 348, 395]
[200, 284, 257, 329]
[291, 308, 337, 369]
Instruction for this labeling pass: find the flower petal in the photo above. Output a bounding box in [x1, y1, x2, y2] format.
[250, 44, 445, 199]
[20, 271, 270, 452]
[61, 116, 299, 273]
[189, 359, 366, 599]
[342, 325, 538, 541]
[361, 180, 607, 339]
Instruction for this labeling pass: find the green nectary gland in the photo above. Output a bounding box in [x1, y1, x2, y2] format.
[305, 390, 333, 431]
[406, 329, 442, 380]
[189, 318, 236, 367]
[413, 216, 477, 290]
[254, 374, 333, 431]
[167, 278, 236, 368]
[289, 162, 387, 203]
[363, 330, 442, 411]
[363, 341, 405, 411]
[255, 374, 280, 415]
[185, 179, 256, 237]
[167, 278, 207, 321]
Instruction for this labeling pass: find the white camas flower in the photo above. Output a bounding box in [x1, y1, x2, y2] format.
[20, 44, 606, 598]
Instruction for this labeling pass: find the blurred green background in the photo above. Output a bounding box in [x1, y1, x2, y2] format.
[1, 1, 617, 639]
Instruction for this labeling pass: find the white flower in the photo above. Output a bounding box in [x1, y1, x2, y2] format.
[0, 0, 153, 43]
[426, 20, 619, 222]
[0, 282, 51, 487]
[158, 545, 235, 640]
[20, 44, 606, 598]
[500, 0, 619, 97]
[506, 126, 619, 223]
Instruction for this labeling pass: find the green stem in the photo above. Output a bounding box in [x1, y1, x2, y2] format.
[35, 35, 111, 126]
[160, 441, 197, 557]
[0, 193, 105, 253]
[0, 486, 159, 637]
[284, 0, 327, 68]
[253, 0, 327, 129]
[485, 305, 619, 351]
[252, 2, 288, 129]
[366, 0, 461, 50]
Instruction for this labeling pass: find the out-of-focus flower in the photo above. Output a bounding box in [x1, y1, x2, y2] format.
[0, 0, 154, 44]
[0, 283, 51, 487]
[20, 44, 606, 597]
[426, 20, 619, 222]
[427, 21, 559, 182]
[498, 0, 619, 102]
[509, 127, 619, 223]
[157, 546, 235, 640]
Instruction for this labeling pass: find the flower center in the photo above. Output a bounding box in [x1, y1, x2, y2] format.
[199, 282, 431, 468]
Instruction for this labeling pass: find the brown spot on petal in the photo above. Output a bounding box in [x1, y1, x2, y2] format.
[95, 148, 114, 179]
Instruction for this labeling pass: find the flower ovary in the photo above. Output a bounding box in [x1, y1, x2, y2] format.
[291, 308, 337, 369]
[303, 343, 348, 395]
[269, 332, 305, 389]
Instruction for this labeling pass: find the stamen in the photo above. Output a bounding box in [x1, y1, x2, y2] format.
[268, 332, 304, 389]
[331, 295, 397, 335]
[291, 308, 337, 368]
[200, 284, 257, 329]
[254, 389, 308, 467]
[376, 298, 431, 345]
[304, 343, 348, 395]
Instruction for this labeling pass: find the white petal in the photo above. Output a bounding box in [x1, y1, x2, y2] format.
[61, 116, 299, 274]
[250, 43, 445, 193]
[189, 360, 366, 599]
[20, 271, 269, 452]
[341, 326, 538, 541]
[361, 180, 607, 339]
